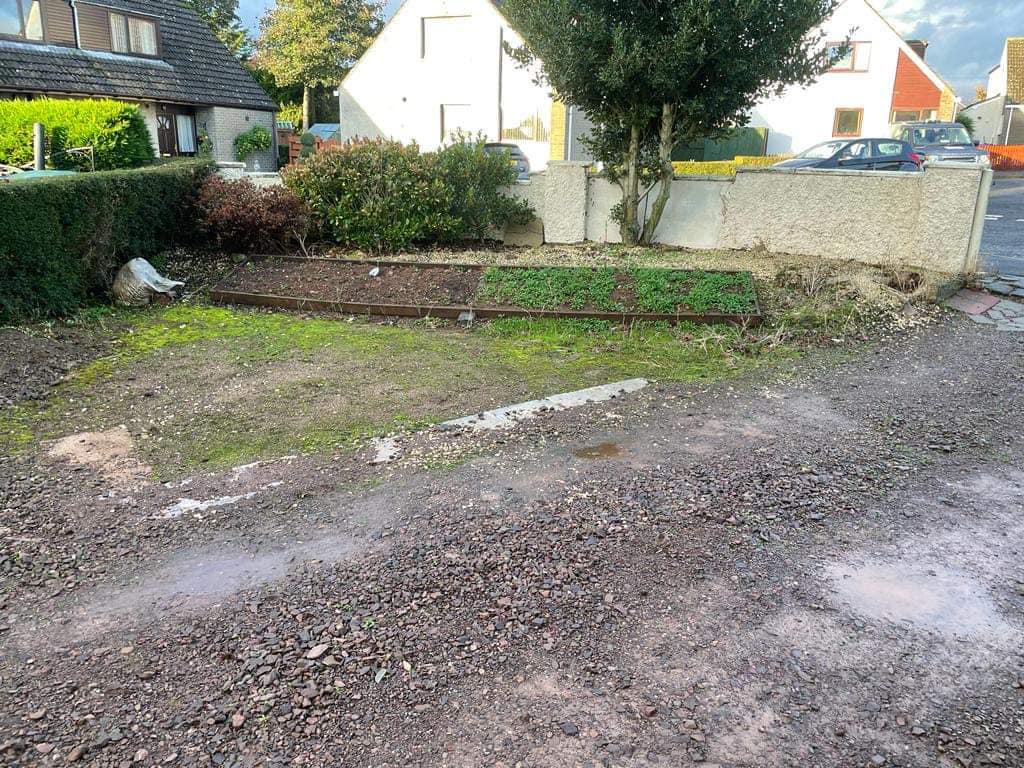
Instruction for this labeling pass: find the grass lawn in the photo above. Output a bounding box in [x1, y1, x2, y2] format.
[1, 245, 908, 479]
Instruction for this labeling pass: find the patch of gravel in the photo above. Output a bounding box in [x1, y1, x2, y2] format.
[0, 326, 107, 406]
[1, 316, 1022, 767]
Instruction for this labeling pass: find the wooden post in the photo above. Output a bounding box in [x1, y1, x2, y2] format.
[33, 123, 44, 170]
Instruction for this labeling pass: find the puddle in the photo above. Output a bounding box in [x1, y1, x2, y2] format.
[53, 533, 379, 642]
[829, 559, 1014, 639]
[573, 442, 623, 460]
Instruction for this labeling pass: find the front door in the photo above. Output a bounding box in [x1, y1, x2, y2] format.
[156, 114, 177, 156]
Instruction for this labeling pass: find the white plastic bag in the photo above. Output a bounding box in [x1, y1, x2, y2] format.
[112, 258, 184, 307]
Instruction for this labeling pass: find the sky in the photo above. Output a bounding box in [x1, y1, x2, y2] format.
[237, 0, 1023, 102]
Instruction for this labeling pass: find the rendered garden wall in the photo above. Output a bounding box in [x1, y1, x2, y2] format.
[509, 162, 993, 274]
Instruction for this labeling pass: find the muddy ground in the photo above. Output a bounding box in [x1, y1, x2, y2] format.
[1, 312, 1023, 767]
[0, 326, 109, 406]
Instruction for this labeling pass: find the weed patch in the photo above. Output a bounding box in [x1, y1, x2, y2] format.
[478, 267, 622, 311]
[632, 269, 756, 314]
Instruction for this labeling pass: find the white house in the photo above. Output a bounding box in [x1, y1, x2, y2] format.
[338, 0, 552, 169]
[338, 0, 958, 165]
[960, 38, 1023, 146]
[749, 0, 958, 155]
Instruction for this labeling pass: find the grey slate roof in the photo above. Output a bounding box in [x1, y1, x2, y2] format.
[0, 0, 276, 111]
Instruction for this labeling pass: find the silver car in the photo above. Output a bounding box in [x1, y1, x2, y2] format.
[890, 121, 990, 167]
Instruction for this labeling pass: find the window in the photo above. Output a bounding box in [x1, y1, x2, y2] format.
[109, 11, 157, 55]
[838, 141, 869, 160]
[440, 103, 473, 142]
[421, 15, 470, 59]
[874, 141, 905, 156]
[175, 114, 196, 153]
[0, 0, 43, 40]
[128, 15, 157, 54]
[828, 41, 871, 72]
[833, 108, 863, 137]
[891, 109, 937, 123]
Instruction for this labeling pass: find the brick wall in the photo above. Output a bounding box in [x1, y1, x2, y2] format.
[196, 106, 277, 171]
[549, 100, 566, 162]
[1008, 38, 1024, 103]
[938, 87, 957, 122]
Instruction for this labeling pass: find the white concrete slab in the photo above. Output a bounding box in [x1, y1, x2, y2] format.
[439, 379, 649, 432]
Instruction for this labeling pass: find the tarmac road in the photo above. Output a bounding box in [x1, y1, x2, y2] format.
[980, 175, 1024, 276]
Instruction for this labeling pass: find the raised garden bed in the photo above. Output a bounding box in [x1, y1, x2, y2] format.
[210, 257, 762, 325]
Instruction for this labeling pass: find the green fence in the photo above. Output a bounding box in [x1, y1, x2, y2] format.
[672, 127, 769, 162]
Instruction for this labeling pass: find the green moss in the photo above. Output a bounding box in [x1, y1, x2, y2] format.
[3, 303, 794, 477]
[480, 318, 779, 385]
[0, 405, 37, 448]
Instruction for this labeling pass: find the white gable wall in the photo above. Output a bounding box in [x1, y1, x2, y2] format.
[987, 43, 1008, 98]
[748, 0, 939, 155]
[338, 0, 552, 169]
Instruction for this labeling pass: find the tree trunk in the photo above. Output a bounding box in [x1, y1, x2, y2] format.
[641, 102, 676, 245]
[302, 85, 313, 132]
[620, 121, 642, 245]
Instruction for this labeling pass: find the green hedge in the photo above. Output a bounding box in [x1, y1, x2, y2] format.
[0, 97, 155, 171]
[0, 161, 211, 323]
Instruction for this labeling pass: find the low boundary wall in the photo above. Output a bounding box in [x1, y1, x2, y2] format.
[511, 162, 993, 274]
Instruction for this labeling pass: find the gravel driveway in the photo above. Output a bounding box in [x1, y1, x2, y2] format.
[1, 314, 1023, 767]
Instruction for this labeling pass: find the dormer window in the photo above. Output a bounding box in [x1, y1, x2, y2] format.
[0, 0, 44, 41]
[109, 12, 158, 56]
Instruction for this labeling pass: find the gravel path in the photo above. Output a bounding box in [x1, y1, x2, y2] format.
[1, 315, 1023, 767]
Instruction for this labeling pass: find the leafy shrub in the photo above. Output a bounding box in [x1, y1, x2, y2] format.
[284, 137, 536, 252]
[234, 124, 272, 163]
[435, 137, 534, 240]
[197, 175, 309, 253]
[278, 102, 303, 130]
[0, 97, 155, 170]
[0, 161, 210, 323]
[283, 138, 457, 253]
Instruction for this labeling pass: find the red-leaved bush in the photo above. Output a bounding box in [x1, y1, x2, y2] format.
[196, 175, 309, 254]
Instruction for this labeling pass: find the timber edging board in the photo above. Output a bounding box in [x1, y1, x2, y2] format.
[209, 257, 764, 327]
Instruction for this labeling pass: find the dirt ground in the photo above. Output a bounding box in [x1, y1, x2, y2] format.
[216, 260, 484, 307]
[1, 306, 1022, 767]
[0, 325, 109, 406]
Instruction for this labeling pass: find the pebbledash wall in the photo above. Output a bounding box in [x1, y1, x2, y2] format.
[510, 162, 993, 274]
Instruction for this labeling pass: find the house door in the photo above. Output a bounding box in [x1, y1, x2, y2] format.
[156, 114, 177, 156]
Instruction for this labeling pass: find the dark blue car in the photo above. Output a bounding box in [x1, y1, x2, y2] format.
[774, 138, 923, 172]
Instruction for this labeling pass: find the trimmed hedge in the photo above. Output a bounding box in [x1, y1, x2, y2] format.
[0, 161, 211, 323]
[0, 97, 155, 171]
[672, 155, 793, 177]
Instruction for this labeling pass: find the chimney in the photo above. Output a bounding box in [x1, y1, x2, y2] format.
[907, 39, 929, 59]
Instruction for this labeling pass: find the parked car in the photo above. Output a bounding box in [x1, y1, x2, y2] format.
[890, 121, 990, 167]
[773, 138, 923, 171]
[483, 142, 531, 181]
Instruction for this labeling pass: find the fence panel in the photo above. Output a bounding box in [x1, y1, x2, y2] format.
[981, 145, 1024, 170]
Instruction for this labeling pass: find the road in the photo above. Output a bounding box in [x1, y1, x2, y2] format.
[980, 175, 1024, 275]
[2, 317, 1024, 766]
